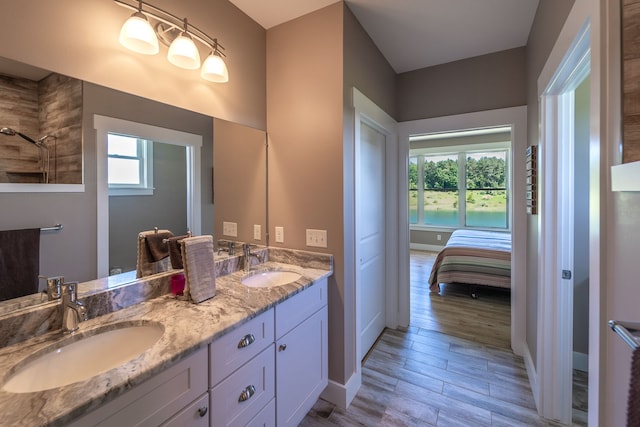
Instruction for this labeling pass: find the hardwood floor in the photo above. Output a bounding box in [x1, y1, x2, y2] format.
[301, 250, 587, 426]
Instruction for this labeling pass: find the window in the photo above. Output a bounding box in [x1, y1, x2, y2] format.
[409, 138, 510, 229]
[107, 133, 153, 195]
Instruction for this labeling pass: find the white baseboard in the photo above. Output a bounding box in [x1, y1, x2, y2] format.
[320, 372, 361, 410]
[523, 342, 540, 412]
[573, 351, 588, 372]
[410, 243, 444, 252]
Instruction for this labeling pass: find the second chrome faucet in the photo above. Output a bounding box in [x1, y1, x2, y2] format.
[242, 244, 264, 272]
[61, 282, 87, 333]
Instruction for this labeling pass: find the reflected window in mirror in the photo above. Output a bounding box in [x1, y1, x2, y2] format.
[108, 134, 154, 196]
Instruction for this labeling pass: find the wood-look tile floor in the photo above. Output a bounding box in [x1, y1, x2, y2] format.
[301, 250, 588, 426]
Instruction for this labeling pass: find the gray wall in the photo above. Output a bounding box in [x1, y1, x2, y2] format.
[109, 143, 188, 273]
[524, 0, 576, 368]
[573, 76, 590, 358]
[396, 48, 526, 122]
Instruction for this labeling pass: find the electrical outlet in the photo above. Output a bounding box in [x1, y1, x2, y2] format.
[275, 226, 284, 243]
[306, 229, 328, 248]
[437, 234, 442, 241]
[223, 221, 237, 237]
[253, 224, 261, 240]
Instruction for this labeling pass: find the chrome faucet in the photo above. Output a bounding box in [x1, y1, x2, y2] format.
[61, 282, 87, 333]
[242, 243, 264, 272]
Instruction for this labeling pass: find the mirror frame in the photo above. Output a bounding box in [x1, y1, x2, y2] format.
[94, 115, 202, 278]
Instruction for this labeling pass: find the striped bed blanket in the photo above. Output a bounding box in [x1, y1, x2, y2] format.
[428, 229, 511, 292]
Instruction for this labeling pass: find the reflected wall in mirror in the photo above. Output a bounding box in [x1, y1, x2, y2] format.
[0, 57, 82, 185]
[213, 118, 268, 245]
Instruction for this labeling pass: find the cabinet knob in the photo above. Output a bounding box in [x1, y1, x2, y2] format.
[197, 406, 208, 417]
[238, 384, 256, 402]
[279, 344, 287, 352]
[237, 334, 256, 349]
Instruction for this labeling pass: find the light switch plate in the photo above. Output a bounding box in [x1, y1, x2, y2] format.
[306, 229, 327, 248]
[223, 221, 237, 237]
[275, 226, 284, 243]
[253, 224, 261, 240]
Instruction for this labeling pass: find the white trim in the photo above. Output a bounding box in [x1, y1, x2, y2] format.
[0, 184, 84, 192]
[94, 115, 202, 278]
[611, 161, 640, 191]
[410, 243, 444, 252]
[320, 373, 361, 410]
[523, 342, 540, 410]
[398, 106, 527, 357]
[536, 2, 592, 422]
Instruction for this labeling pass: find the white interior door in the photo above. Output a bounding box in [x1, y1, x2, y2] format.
[358, 122, 386, 359]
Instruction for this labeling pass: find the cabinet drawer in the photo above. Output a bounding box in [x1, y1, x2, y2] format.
[210, 345, 275, 427]
[69, 347, 208, 427]
[210, 308, 274, 386]
[161, 393, 209, 427]
[275, 278, 327, 339]
[246, 398, 275, 427]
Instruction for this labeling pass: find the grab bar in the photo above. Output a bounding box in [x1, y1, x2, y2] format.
[609, 320, 640, 350]
[40, 224, 63, 232]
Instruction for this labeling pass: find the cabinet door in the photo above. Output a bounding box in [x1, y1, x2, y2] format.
[161, 393, 209, 427]
[276, 306, 328, 427]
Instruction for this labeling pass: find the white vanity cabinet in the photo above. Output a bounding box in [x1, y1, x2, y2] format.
[274, 279, 328, 427]
[69, 346, 209, 427]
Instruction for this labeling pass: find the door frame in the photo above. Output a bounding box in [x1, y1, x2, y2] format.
[398, 106, 528, 356]
[352, 87, 398, 395]
[536, 2, 598, 423]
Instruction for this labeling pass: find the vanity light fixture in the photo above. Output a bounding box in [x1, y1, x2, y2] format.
[114, 0, 228, 82]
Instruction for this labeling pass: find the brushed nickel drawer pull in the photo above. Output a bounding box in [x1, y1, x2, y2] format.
[237, 334, 256, 349]
[279, 344, 287, 352]
[238, 384, 256, 402]
[197, 406, 208, 417]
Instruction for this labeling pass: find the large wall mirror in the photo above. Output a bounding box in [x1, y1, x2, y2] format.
[0, 57, 267, 312]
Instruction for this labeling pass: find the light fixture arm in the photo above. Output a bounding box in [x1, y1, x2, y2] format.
[114, 0, 225, 57]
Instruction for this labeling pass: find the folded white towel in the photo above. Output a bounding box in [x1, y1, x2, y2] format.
[180, 235, 216, 303]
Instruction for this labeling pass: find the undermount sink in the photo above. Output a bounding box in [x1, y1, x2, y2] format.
[2, 322, 164, 393]
[241, 270, 302, 288]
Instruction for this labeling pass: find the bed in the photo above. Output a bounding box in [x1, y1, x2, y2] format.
[428, 229, 511, 295]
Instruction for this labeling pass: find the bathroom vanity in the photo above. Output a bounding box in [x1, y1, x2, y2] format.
[0, 248, 332, 427]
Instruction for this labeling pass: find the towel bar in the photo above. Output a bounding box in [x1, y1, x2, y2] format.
[40, 224, 63, 232]
[609, 320, 640, 350]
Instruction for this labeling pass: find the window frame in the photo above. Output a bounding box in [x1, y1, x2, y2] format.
[409, 141, 511, 231]
[107, 133, 154, 196]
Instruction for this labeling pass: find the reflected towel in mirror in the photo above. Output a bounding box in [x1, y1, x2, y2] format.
[0, 228, 40, 301]
[145, 230, 174, 261]
[167, 235, 188, 269]
[628, 347, 640, 426]
[136, 229, 172, 278]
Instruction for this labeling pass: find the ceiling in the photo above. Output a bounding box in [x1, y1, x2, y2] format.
[228, 0, 540, 73]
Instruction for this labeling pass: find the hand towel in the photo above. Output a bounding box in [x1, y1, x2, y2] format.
[0, 228, 40, 301]
[181, 235, 216, 303]
[628, 346, 640, 426]
[167, 235, 188, 269]
[145, 230, 174, 261]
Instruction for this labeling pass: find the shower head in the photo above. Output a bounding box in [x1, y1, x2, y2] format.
[0, 127, 39, 144]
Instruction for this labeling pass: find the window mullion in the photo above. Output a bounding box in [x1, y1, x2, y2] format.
[417, 155, 424, 225]
[458, 152, 466, 227]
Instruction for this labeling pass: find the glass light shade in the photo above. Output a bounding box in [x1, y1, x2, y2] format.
[200, 54, 229, 83]
[119, 13, 159, 55]
[167, 34, 201, 70]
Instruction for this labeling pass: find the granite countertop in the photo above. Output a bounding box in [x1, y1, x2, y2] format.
[0, 260, 332, 427]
